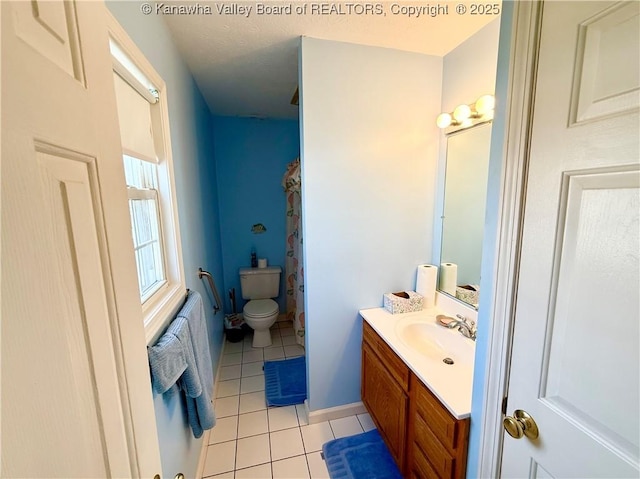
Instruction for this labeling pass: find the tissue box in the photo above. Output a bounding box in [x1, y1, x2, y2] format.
[455, 285, 479, 305]
[383, 291, 424, 314]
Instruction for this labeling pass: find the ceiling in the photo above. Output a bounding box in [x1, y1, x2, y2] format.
[162, 2, 498, 119]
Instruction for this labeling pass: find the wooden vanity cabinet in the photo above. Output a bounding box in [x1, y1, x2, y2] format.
[361, 321, 470, 479]
[407, 374, 470, 479]
[362, 321, 410, 472]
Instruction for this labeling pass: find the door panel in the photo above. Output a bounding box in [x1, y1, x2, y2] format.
[1, 1, 161, 476]
[502, 1, 640, 477]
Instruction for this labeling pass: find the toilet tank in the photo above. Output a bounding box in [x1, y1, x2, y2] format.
[239, 266, 282, 300]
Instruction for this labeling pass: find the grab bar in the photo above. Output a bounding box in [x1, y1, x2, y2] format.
[198, 268, 222, 315]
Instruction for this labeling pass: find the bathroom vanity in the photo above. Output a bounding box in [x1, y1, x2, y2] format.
[360, 307, 474, 478]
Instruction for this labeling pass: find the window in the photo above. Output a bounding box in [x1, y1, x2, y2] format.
[110, 33, 185, 341]
[123, 155, 165, 301]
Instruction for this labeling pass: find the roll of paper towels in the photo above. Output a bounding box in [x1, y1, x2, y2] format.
[416, 264, 438, 309]
[258, 258, 268, 268]
[440, 263, 458, 296]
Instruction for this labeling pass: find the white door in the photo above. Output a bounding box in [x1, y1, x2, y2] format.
[501, 2, 640, 478]
[1, 1, 162, 477]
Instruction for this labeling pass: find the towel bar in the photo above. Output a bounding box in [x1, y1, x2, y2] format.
[198, 268, 222, 315]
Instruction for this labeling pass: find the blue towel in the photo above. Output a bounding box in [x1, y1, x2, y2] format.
[148, 323, 187, 395]
[178, 291, 216, 438]
[169, 317, 201, 398]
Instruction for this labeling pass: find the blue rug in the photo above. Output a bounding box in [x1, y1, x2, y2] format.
[322, 429, 402, 479]
[263, 356, 306, 406]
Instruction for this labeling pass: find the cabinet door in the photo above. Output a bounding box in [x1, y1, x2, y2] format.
[362, 343, 408, 470]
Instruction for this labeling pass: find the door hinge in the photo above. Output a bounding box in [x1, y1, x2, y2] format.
[502, 396, 508, 415]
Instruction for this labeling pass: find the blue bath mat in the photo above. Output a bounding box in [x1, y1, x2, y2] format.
[263, 356, 306, 406]
[322, 429, 402, 479]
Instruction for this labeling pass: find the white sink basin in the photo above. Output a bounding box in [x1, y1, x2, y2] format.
[395, 317, 474, 365]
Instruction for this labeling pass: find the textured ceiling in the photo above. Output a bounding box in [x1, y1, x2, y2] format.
[162, 1, 499, 119]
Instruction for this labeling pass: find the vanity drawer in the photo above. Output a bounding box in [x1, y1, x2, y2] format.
[411, 441, 440, 479]
[414, 376, 459, 452]
[363, 322, 409, 391]
[414, 412, 455, 479]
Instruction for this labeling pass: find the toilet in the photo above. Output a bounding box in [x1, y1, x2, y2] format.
[239, 266, 281, 347]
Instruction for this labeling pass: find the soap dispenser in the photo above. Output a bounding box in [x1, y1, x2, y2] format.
[250, 248, 257, 268]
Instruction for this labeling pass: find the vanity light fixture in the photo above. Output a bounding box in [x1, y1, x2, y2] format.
[436, 94, 495, 132]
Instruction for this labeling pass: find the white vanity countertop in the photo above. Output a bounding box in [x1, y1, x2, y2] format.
[360, 307, 475, 419]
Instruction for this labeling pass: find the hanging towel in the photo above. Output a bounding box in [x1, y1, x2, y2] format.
[178, 291, 216, 438]
[148, 315, 202, 398]
[147, 329, 186, 395]
[170, 316, 202, 398]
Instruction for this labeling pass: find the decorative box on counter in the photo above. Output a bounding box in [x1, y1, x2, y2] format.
[383, 291, 424, 314]
[456, 285, 479, 305]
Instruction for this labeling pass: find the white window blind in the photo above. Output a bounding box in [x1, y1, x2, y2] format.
[113, 72, 157, 163]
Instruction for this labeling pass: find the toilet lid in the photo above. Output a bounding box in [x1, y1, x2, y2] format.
[244, 299, 278, 318]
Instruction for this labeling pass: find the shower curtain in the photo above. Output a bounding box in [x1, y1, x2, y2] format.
[282, 158, 305, 347]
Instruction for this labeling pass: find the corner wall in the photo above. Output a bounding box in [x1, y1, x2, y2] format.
[300, 37, 442, 411]
[106, 4, 224, 478]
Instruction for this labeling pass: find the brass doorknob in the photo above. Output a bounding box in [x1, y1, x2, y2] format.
[503, 409, 539, 439]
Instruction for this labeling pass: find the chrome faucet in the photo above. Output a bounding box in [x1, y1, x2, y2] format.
[444, 314, 477, 341]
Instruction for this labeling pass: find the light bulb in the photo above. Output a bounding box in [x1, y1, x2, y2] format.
[475, 94, 495, 116]
[436, 112, 452, 129]
[453, 104, 471, 122]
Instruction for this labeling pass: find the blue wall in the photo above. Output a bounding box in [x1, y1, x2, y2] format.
[466, 3, 514, 477]
[106, 3, 224, 478]
[300, 38, 443, 411]
[213, 116, 300, 313]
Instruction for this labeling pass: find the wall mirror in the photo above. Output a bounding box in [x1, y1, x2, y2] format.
[439, 122, 492, 309]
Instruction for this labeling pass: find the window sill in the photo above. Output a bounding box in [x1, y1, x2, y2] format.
[144, 281, 186, 345]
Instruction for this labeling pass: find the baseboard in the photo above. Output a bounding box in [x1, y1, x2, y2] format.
[307, 401, 367, 425]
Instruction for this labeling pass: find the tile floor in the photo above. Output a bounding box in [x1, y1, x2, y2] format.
[203, 321, 376, 478]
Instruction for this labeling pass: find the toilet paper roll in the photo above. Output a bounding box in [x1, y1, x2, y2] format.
[439, 263, 458, 296]
[258, 258, 268, 268]
[415, 264, 438, 309]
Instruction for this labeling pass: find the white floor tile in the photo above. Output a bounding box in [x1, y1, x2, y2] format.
[283, 345, 305, 358]
[268, 406, 299, 432]
[270, 427, 305, 461]
[219, 364, 242, 381]
[215, 395, 240, 418]
[241, 361, 264, 377]
[235, 463, 273, 479]
[209, 416, 238, 444]
[295, 404, 308, 426]
[235, 433, 271, 470]
[264, 347, 286, 361]
[202, 441, 236, 477]
[216, 379, 241, 398]
[238, 410, 269, 438]
[268, 335, 283, 347]
[357, 413, 376, 432]
[224, 341, 244, 354]
[209, 472, 234, 479]
[243, 349, 264, 363]
[241, 375, 265, 394]
[279, 327, 295, 337]
[272, 455, 310, 479]
[300, 422, 334, 453]
[239, 391, 267, 414]
[281, 335, 297, 346]
[306, 451, 330, 479]
[329, 416, 364, 439]
[222, 352, 243, 366]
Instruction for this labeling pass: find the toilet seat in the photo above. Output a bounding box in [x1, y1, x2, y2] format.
[244, 299, 278, 318]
